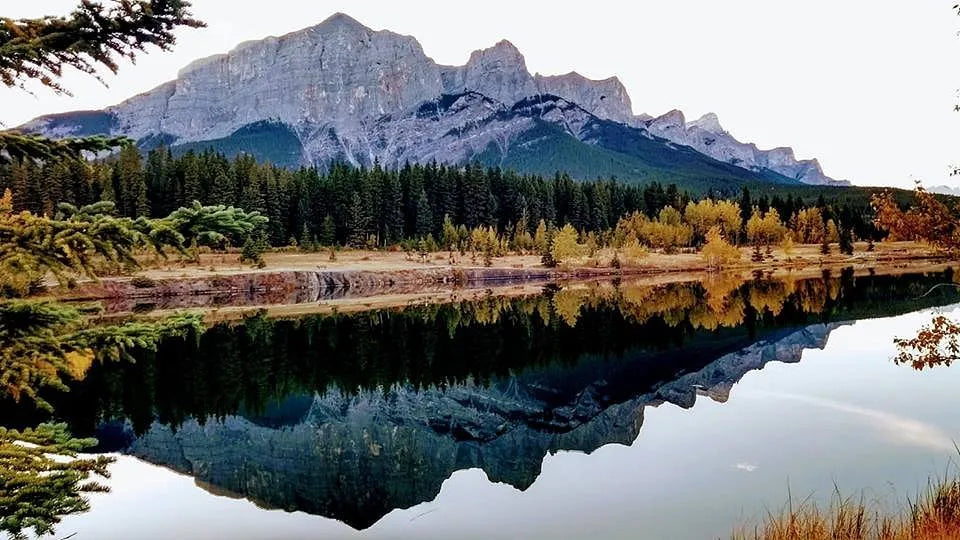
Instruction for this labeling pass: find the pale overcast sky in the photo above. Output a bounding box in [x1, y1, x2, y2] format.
[2, 0, 958, 187]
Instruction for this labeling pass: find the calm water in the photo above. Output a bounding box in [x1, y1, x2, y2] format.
[12, 269, 960, 539]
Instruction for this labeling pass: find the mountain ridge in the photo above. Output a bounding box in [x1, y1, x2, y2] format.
[20, 12, 848, 187]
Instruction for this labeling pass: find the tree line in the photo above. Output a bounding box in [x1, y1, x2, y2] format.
[0, 145, 880, 252]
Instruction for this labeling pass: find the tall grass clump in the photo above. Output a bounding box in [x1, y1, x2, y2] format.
[732, 472, 960, 540]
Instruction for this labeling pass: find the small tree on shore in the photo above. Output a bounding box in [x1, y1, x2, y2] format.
[701, 226, 741, 270]
[540, 223, 557, 268]
[781, 234, 795, 256]
[838, 224, 855, 255]
[551, 224, 582, 267]
[240, 231, 269, 268]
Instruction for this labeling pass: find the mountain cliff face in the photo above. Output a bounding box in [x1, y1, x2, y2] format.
[639, 110, 848, 185]
[107, 323, 841, 530]
[20, 12, 846, 186]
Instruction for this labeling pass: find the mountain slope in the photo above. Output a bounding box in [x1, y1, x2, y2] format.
[19, 12, 846, 188]
[473, 96, 798, 189]
[640, 110, 848, 185]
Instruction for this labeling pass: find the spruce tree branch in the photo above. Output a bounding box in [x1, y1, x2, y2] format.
[0, 0, 204, 95]
[0, 131, 130, 163]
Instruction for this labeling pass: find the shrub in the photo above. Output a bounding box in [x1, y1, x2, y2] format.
[780, 235, 795, 255]
[620, 239, 648, 267]
[701, 227, 741, 270]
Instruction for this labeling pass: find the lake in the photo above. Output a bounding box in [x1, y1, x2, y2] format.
[11, 268, 960, 539]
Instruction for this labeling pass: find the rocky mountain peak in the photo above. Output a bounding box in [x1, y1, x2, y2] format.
[647, 109, 686, 132]
[688, 112, 725, 134]
[766, 147, 797, 164]
[441, 39, 536, 105]
[534, 71, 634, 124]
[468, 39, 527, 67]
[315, 11, 367, 31]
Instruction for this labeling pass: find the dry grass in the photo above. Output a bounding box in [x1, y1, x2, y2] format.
[122, 241, 941, 281]
[733, 475, 960, 540]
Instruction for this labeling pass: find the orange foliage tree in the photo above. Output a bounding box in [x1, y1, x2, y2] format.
[871, 187, 959, 250]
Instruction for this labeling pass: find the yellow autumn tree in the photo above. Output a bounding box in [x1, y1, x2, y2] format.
[746, 207, 787, 246]
[551, 224, 583, 266]
[790, 208, 827, 244]
[684, 199, 742, 245]
[701, 226, 742, 270]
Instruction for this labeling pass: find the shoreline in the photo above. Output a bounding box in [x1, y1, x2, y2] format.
[44, 241, 955, 321]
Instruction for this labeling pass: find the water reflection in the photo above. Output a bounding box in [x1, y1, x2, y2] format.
[10, 269, 960, 531]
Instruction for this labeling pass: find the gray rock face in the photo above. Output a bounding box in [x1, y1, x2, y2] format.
[21, 12, 845, 185]
[534, 72, 634, 125]
[638, 110, 850, 185]
[117, 322, 842, 530]
[928, 185, 960, 197]
[440, 40, 537, 106]
[115, 13, 443, 146]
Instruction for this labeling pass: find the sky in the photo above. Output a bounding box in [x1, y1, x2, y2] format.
[2, 0, 958, 188]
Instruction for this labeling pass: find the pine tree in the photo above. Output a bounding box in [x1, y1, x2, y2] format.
[380, 170, 403, 245]
[262, 167, 285, 244]
[541, 223, 557, 268]
[113, 144, 149, 217]
[415, 189, 433, 239]
[839, 224, 855, 255]
[145, 146, 173, 216]
[209, 169, 235, 207]
[238, 167, 266, 216]
[240, 231, 269, 268]
[41, 161, 69, 216]
[161, 201, 269, 256]
[298, 224, 315, 252]
[179, 151, 203, 206]
[346, 192, 369, 248]
[462, 163, 489, 228]
[441, 214, 458, 252]
[319, 215, 336, 247]
[0, 4, 207, 539]
[66, 159, 94, 208]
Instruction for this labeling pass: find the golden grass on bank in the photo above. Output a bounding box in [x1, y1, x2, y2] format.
[732, 475, 960, 540]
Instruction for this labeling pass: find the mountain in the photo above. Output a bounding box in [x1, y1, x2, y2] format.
[19, 13, 847, 188]
[928, 185, 960, 197]
[640, 111, 849, 185]
[103, 322, 842, 530]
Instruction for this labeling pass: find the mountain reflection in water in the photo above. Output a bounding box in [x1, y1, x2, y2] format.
[10, 268, 960, 531]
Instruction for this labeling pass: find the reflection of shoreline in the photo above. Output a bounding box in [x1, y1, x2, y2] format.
[78, 260, 955, 321]
[116, 322, 843, 530]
